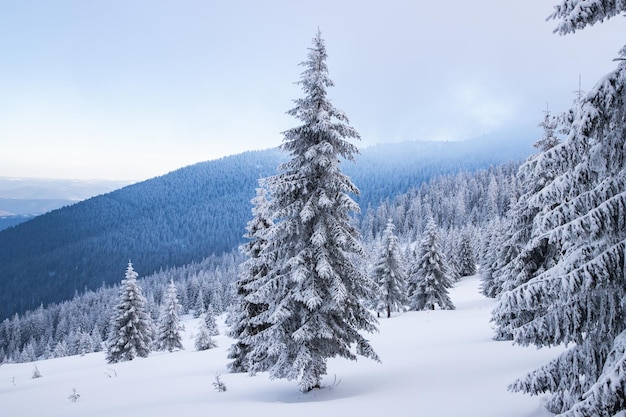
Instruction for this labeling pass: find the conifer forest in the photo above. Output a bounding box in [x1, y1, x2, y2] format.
[2, 2, 626, 415]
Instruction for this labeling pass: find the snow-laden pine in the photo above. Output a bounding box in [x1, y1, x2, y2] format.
[492, 3, 626, 415]
[457, 231, 477, 277]
[227, 184, 273, 373]
[534, 108, 560, 152]
[242, 30, 379, 392]
[105, 262, 153, 363]
[549, 0, 626, 34]
[408, 219, 455, 311]
[155, 280, 183, 352]
[372, 220, 408, 318]
[203, 304, 219, 336]
[486, 107, 563, 340]
[195, 308, 218, 351]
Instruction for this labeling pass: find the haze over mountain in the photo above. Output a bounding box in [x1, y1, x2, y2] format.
[0, 178, 132, 230]
[0, 134, 533, 320]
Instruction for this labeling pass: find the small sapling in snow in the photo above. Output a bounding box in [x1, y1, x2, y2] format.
[212, 373, 227, 392]
[68, 388, 80, 402]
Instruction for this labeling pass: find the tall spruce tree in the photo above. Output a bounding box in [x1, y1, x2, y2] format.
[483, 104, 562, 302]
[488, 110, 564, 340]
[409, 219, 455, 311]
[105, 261, 153, 363]
[244, 30, 379, 392]
[533, 107, 560, 151]
[494, 3, 626, 415]
[372, 220, 408, 318]
[457, 231, 476, 277]
[155, 280, 183, 352]
[227, 184, 273, 373]
[478, 217, 507, 298]
[204, 304, 219, 336]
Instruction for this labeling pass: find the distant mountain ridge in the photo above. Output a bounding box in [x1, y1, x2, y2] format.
[0, 198, 76, 217]
[0, 177, 133, 231]
[0, 134, 533, 320]
[0, 177, 132, 201]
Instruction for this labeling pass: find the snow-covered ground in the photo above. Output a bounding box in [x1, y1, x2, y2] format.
[0, 275, 562, 417]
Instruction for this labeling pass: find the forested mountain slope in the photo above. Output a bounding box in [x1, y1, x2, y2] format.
[0, 135, 531, 320]
[1, 160, 518, 363]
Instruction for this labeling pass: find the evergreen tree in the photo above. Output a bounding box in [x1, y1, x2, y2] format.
[208, 282, 225, 313]
[193, 287, 206, 318]
[195, 318, 218, 351]
[20, 341, 36, 362]
[409, 219, 455, 311]
[78, 331, 94, 356]
[155, 280, 184, 352]
[457, 231, 476, 277]
[53, 340, 68, 358]
[91, 325, 103, 352]
[487, 110, 565, 339]
[372, 220, 408, 318]
[227, 184, 273, 373]
[482, 104, 564, 301]
[481, 103, 560, 300]
[444, 227, 462, 283]
[204, 304, 219, 336]
[105, 262, 153, 363]
[244, 31, 379, 392]
[533, 106, 560, 151]
[496, 3, 626, 415]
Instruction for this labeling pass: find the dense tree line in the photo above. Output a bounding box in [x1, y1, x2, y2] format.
[358, 162, 519, 247]
[0, 252, 237, 363]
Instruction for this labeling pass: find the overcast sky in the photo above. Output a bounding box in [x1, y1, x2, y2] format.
[0, 1, 623, 180]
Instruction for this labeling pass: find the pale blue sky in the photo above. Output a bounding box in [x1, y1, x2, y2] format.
[0, 0, 623, 180]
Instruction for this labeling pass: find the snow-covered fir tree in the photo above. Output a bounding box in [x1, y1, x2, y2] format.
[533, 106, 560, 151]
[195, 318, 218, 351]
[457, 231, 476, 277]
[155, 280, 183, 352]
[203, 304, 219, 336]
[194, 304, 219, 352]
[19, 342, 36, 362]
[193, 287, 206, 318]
[443, 227, 462, 282]
[243, 30, 379, 392]
[227, 184, 273, 373]
[372, 220, 408, 318]
[494, 3, 626, 415]
[408, 219, 455, 311]
[481, 103, 563, 302]
[105, 261, 153, 363]
[478, 214, 510, 297]
[487, 110, 565, 339]
[53, 340, 68, 358]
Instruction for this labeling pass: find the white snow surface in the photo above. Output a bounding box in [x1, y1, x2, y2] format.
[0, 275, 562, 417]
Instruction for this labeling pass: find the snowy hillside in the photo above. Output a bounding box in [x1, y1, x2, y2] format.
[0, 275, 561, 417]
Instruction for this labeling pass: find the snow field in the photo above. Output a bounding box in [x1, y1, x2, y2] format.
[0, 275, 562, 417]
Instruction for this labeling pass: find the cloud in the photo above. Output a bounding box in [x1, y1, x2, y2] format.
[0, 0, 623, 179]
